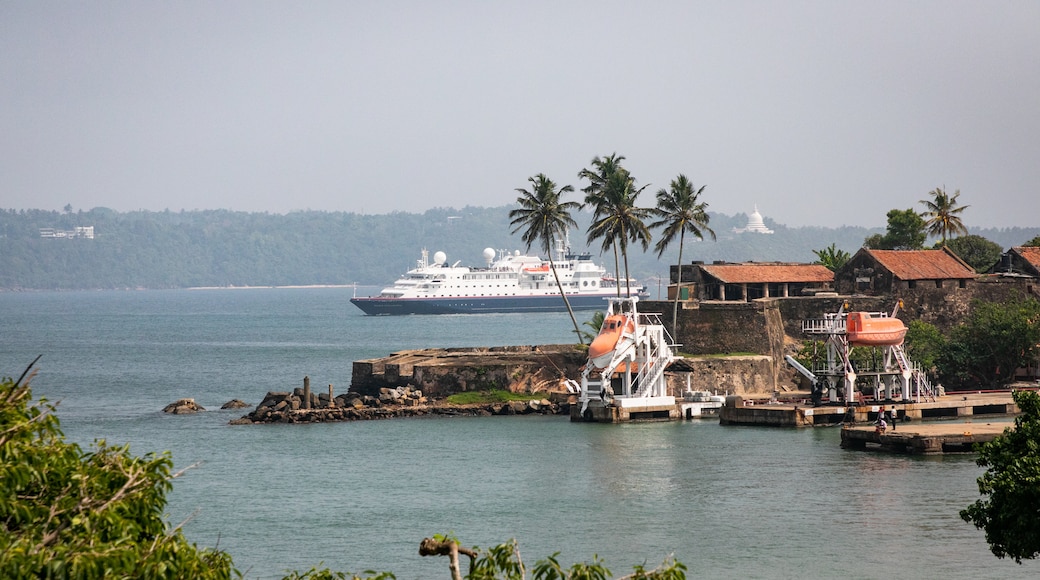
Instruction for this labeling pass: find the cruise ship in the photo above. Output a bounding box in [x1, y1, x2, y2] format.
[350, 240, 648, 315]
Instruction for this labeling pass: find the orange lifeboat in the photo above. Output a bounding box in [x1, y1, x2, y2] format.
[588, 314, 635, 368]
[523, 265, 551, 273]
[846, 312, 907, 346]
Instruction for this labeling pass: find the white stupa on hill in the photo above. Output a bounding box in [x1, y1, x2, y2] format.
[732, 205, 774, 234]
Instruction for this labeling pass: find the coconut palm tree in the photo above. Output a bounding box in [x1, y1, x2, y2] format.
[509, 173, 585, 344]
[586, 173, 652, 297]
[579, 310, 605, 344]
[579, 153, 628, 292]
[812, 243, 851, 271]
[579, 154, 652, 296]
[920, 186, 969, 246]
[649, 174, 715, 334]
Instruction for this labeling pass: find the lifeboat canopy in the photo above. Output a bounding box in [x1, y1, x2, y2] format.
[846, 312, 907, 346]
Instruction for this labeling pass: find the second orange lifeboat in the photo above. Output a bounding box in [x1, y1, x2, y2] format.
[846, 312, 907, 346]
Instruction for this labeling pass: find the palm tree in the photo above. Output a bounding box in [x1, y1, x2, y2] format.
[649, 174, 715, 334]
[812, 243, 851, 271]
[579, 153, 628, 292]
[579, 310, 605, 344]
[579, 154, 652, 296]
[586, 173, 652, 297]
[509, 174, 585, 344]
[920, 186, 969, 246]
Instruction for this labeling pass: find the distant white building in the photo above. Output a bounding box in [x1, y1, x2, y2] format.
[732, 205, 774, 234]
[40, 226, 95, 239]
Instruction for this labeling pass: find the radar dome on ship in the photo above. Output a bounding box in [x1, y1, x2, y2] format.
[433, 251, 447, 265]
[483, 248, 496, 261]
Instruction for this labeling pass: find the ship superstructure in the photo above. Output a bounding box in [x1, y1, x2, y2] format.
[350, 237, 648, 315]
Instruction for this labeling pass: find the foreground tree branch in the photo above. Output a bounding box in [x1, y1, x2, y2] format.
[419, 537, 478, 580]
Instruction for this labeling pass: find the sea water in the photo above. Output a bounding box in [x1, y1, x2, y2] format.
[1, 289, 1034, 579]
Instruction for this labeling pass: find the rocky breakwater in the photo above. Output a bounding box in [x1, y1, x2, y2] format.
[231, 383, 565, 425]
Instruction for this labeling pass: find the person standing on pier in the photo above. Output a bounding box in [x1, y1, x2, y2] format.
[889, 406, 898, 431]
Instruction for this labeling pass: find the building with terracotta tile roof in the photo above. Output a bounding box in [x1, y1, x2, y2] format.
[991, 246, 1040, 279]
[670, 261, 834, 302]
[835, 247, 976, 295]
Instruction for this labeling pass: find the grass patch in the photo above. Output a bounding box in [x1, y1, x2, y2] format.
[446, 390, 546, 405]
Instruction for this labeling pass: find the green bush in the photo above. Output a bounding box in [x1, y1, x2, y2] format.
[0, 363, 237, 579]
[936, 296, 1040, 388]
[961, 390, 1040, 563]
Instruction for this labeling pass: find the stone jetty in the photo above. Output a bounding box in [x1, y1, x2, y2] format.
[231, 376, 566, 425]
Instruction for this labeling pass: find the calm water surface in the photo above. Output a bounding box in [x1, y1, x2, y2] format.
[1, 289, 1033, 579]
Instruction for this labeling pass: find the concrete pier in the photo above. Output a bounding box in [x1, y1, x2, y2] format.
[570, 401, 680, 423]
[719, 392, 1018, 427]
[840, 421, 1012, 454]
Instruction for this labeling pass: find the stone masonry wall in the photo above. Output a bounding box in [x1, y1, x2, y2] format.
[665, 356, 775, 396]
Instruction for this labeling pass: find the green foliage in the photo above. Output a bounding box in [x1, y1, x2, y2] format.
[463, 540, 685, 580]
[579, 154, 653, 296]
[862, 233, 885, 249]
[794, 337, 896, 376]
[445, 390, 546, 405]
[468, 540, 527, 580]
[433, 531, 461, 545]
[961, 390, 1040, 563]
[530, 552, 610, 580]
[848, 346, 883, 373]
[649, 174, 715, 334]
[863, 208, 927, 250]
[920, 186, 969, 245]
[904, 320, 945, 375]
[3, 207, 1037, 290]
[791, 340, 827, 372]
[935, 296, 1040, 388]
[580, 311, 605, 344]
[281, 567, 395, 580]
[0, 366, 238, 579]
[509, 174, 584, 343]
[944, 234, 1003, 272]
[812, 243, 851, 271]
[1022, 235, 1040, 248]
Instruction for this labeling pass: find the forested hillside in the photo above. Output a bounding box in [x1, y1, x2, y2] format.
[1, 207, 1036, 291]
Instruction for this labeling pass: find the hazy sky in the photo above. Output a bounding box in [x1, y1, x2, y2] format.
[2, 1, 1038, 227]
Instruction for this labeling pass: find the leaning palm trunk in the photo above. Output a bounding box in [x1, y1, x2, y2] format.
[622, 248, 632, 298]
[612, 243, 621, 297]
[671, 230, 685, 337]
[620, 221, 632, 298]
[548, 255, 583, 345]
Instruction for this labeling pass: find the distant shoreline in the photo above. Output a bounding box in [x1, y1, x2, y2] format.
[187, 284, 370, 290]
[0, 285, 380, 293]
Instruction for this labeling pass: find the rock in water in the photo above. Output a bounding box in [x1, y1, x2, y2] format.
[163, 398, 204, 414]
[221, 399, 252, 409]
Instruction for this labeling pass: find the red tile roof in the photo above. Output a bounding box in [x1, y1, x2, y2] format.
[1013, 246, 1040, 271]
[866, 248, 976, 280]
[700, 263, 835, 284]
